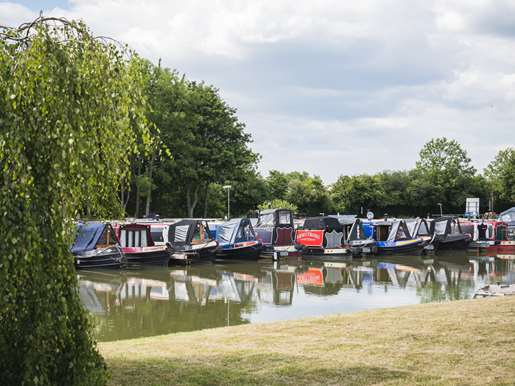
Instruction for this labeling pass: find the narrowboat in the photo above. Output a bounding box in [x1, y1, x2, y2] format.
[116, 223, 171, 266]
[254, 208, 301, 257]
[346, 218, 377, 256]
[430, 217, 471, 250]
[167, 219, 218, 263]
[72, 222, 124, 269]
[498, 208, 515, 255]
[463, 220, 509, 253]
[406, 218, 434, 250]
[497, 220, 515, 255]
[374, 220, 425, 254]
[214, 218, 263, 260]
[295, 216, 349, 258]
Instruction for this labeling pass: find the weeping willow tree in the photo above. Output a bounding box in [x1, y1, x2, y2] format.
[0, 17, 151, 385]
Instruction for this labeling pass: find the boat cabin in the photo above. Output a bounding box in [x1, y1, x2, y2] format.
[72, 222, 119, 254]
[72, 222, 123, 269]
[296, 216, 346, 253]
[216, 218, 256, 245]
[168, 219, 214, 248]
[431, 217, 465, 237]
[430, 217, 471, 250]
[117, 223, 156, 249]
[406, 218, 432, 240]
[374, 220, 424, 254]
[255, 208, 294, 246]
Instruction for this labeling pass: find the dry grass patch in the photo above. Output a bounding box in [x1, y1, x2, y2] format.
[101, 297, 515, 385]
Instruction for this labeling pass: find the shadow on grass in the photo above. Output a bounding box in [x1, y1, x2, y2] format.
[106, 352, 435, 386]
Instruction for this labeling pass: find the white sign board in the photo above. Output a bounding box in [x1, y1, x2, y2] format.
[465, 198, 480, 217]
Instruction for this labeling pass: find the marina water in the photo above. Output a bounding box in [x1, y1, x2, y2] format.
[79, 252, 514, 342]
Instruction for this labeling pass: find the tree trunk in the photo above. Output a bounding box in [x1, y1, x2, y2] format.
[120, 178, 131, 213]
[203, 185, 209, 218]
[134, 163, 142, 218]
[144, 155, 154, 217]
[187, 185, 200, 217]
[134, 182, 140, 218]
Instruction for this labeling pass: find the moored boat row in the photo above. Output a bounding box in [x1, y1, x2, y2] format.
[71, 207, 515, 268]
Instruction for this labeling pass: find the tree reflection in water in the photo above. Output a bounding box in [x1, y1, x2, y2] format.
[78, 252, 514, 341]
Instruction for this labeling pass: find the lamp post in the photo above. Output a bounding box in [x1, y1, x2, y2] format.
[437, 203, 443, 217]
[223, 185, 232, 219]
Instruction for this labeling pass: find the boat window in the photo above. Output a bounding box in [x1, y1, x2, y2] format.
[395, 225, 408, 240]
[278, 211, 292, 226]
[192, 223, 210, 244]
[128, 230, 134, 247]
[174, 225, 190, 243]
[434, 221, 447, 235]
[376, 225, 390, 241]
[151, 229, 164, 243]
[236, 222, 255, 242]
[97, 226, 117, 247]
[508, 226, 515, 241]
[496, 225, 507, 241]
[258, 213, 275, 227]
[120, 229, 126, 246]
[407, 221, 416, 236]
[418, 221, 430, 236]
[140, 230, 148, 247]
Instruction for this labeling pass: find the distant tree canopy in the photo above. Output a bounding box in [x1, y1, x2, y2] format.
[134, 127, 510, 218]
[0, 18, 152, 385]
[258, 198, 298, 213]
[485, 147, 515, 208]
[330, 138, 499, 217]
[127, 64, 259, 218]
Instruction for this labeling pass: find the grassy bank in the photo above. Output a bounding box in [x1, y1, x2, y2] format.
[100, 297, 515, 385]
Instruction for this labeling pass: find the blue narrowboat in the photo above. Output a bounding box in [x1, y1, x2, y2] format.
[72, 222, 124, 269]
[214, 218, 263, 260]
[374, 220, 425, 254]
[346, 218, 377, 256]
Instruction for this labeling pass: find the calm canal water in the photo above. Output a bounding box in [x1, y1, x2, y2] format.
[79, 252, 514, 342]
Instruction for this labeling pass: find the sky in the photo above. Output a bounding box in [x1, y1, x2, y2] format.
[1, 0, 514, 183]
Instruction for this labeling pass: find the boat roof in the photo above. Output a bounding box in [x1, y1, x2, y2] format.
[500, 207, 515, 222]
[215, 218, 255, 244]
[259, 208, 291, 215]
[120, 223, 150, 230]
[303, 216, 343, 231]
[168, 219, 212, 245]
[71, 222, 109, 253]
[328, 214, 356, 225]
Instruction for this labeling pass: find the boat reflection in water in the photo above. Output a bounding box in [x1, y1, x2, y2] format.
[79, 252, 514, 342]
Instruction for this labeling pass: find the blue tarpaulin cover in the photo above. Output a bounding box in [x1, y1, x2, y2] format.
[216, 218, 257, 246]
[71, 222, 105, 254]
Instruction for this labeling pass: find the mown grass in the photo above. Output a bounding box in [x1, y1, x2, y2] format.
[100, 297, 515, 385]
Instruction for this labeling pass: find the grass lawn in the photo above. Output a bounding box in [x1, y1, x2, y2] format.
[100, 296, 515, 385]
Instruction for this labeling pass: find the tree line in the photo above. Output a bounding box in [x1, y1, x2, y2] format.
[129, 67, 514, 218]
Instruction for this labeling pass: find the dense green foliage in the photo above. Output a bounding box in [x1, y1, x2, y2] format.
[258, 198, 298, 213]
[0, 18, 150, 385]
[485, 147, 515, 209]
[128, 64, 259, 218]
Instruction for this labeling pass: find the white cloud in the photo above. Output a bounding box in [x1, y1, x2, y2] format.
[1, 0, 514, 181]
